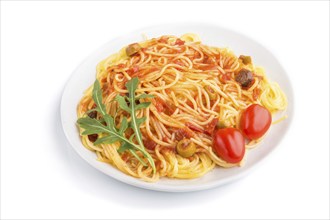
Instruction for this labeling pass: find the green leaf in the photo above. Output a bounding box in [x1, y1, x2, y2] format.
[118, 117, 128, 135]
[77, 78, 156, 174]
[103, 114, 116, 130]
[118, 142, 133, 153]
[92, 80, 107, 116]
[117, 144, 147, 166]
[77, 117, 108, 135]
[94, 135, 121, 145]
[126, 77, 139, 95]
[78, 117, 127, 146]
[135, 102, 151, 111]
[135, 116, 146, 127]
[84, 109, 97, 115]
[115, 95, 131, 113]
[135, 94, 154, 100]
[134, 117, 146, 144]
[129, 134, 135, 142]
[123, 77, 156, 173]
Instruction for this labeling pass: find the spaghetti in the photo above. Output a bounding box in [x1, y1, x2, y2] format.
[77, 34, 287, 182]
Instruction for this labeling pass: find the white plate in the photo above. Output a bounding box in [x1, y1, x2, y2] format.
[61, 23, 293, 192]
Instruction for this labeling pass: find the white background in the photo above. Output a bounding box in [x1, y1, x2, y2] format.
[1, 1, 329, 219]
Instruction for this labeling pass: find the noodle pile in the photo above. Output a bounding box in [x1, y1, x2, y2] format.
[77, 34, 287, 182]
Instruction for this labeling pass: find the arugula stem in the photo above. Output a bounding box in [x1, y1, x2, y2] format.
[126, 78, 156, 173]
[78, 79, 156, 174]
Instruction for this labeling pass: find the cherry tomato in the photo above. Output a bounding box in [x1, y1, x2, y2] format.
[175, 38, 185, 46]
[240, 104, 272, 140]
[212, 128, 245, 163]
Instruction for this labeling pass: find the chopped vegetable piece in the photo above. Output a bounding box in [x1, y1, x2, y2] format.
[205, 118, 218, 135]
[216, 120, 229, 129]
[239, 55, 252, 65]
[235, 68, 253, 88]
[87, 110, 97, 119]
[88, 134, 98, 142]
[126, 43, 141, 56]
[176, 138, 196, 158]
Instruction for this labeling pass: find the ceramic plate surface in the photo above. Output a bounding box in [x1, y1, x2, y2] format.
[61, 23, 293, 192]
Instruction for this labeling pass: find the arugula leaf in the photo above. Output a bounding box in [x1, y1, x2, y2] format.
[77, 77, 156, 173]
[78, 117, 127, 146]
[94, 136, 121, 145]
[135, 103, 151, 111]
[118, 117, 128, 135]
[115, 95, 131, 113]
[92, 80, 107, 116]
[125, 78, 146, 149]
[118, 77, 155, 172]
[135, 93, 154, 100]
[77, 117, 110, 135]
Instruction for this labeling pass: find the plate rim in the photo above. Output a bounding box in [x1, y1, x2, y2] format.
[60, 22, 294, 192]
